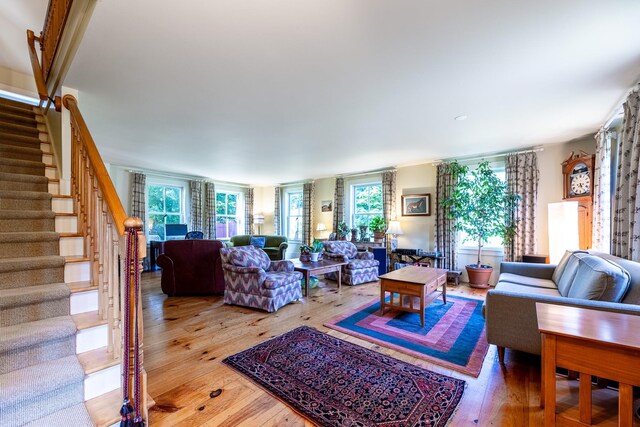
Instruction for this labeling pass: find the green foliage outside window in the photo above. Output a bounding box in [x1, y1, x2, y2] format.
[352, 183, 383, 227]
[147, 184, 183, 240]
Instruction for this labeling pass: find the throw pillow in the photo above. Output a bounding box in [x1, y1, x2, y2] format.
[567, 256, 631, 302]
[250, 236, 266, 248]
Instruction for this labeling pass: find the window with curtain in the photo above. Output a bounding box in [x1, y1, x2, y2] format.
[216, 191, 241, 239]
[147, 184, 184, 241]
[458, 163, 506, 249]
[350, 182, 383, 227]
[285, 190, 303, 242]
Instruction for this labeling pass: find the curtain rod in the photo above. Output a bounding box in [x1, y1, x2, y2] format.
[338, 167, 396, 179]
[431, 147, 544, 165]
[117, 164, 250, 188]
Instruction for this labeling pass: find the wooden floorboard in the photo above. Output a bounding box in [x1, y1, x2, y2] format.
[142, 271, 638, 426]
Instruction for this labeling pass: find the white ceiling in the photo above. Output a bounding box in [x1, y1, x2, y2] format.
[5, 1, 640, 185]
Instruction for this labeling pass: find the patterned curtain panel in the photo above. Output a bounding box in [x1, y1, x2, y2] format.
[592, 129, 612, 253]
[245, 188, 254, 235]
[203, 182, 216, 239]
[612, 86, 640, 260]
[435, 163, 457, 270]
[302, 183, 314, 246]
[130, 172, 146, 228]
[274, 186, 281, 235]
[504, 152, 539, 262]
[382, 171, 397, 256]
[189, 181, 203, 232]
[332, 177, 345, 234]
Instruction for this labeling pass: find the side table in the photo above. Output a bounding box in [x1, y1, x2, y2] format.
[536, 303, 640, 426]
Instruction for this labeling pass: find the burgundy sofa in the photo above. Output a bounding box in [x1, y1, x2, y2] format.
[156, 239, 225, 296]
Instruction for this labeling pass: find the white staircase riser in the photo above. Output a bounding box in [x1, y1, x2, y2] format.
[40, 142, 50, 153]
[70, 289, 99, 315]
[55, 215, 78, 233]
[43, 153, 53, 165]
[45, 166, 57, 179]
[60, 236, 84, 256]
[48, 181, 59, 194]
[77, 323, 108, 353]
[65, 261, 90, 282]
[85, 364, 121, 400]
[52, 197, 74, 213]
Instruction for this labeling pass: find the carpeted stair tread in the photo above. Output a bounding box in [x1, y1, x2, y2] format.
[23, 402, 94, 427]
[0, 134, 41, 147]
[0, 355, 84, 410]
[0, 156, 45, 171]
[0, 284, 70, 326]
[0, 190, 51, 200]
[0, 97, 36, 111]
[0, 105, 36, 121]
[0, 210, 55, 220]
[0, 255, 64, 273]
[0, 121, 39, 137]
[0, 231, 59, 243]
[0, 316, 76, 353]
[0, 110, 37, 126]
[0, 144, 43, 162]
[0, 172, 48, 184]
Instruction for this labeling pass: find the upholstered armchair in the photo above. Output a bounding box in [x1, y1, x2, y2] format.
[322, 241, 380, 285]
[228, 235, 288, 260]
[220, 245, 302, 312]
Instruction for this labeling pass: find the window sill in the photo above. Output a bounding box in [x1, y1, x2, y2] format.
[457, 246, 504, 256]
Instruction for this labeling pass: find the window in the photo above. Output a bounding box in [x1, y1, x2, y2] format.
[216, 192, 240, 239]
[459, 165, 506, 249]
[351, 183, 383, 227]
[147, 184, 184, 241]
[285, 191, 303, 241]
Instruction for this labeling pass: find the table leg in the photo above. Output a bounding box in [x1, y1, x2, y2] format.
[619, 383, 633, 427]
[542, 334, 556, 426]
[304, 271, 310, 297]
[442, 277, 447, 304]
[336, 267, 342, 293]
[379, 281, 386, 316]
[420, 288, 425, 328]
[579, 373, 592, 425]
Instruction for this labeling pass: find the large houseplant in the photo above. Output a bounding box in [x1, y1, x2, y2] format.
[440, 161, 519, 288]
[369, 216, 386, 243]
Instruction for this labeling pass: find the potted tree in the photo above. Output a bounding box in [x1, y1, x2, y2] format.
[440, 161, 519, 288]
[369, 216, 387, 243]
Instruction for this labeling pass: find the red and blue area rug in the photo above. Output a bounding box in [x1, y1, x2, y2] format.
[223, 326, 465, 427]
[325, 295, 489, 377]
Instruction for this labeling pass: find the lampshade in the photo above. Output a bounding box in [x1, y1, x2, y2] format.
[253, 214, 265, 224]
[386, 220, 404, 235]
[548, 202, 579, 264]
[316, 223, 327, 232]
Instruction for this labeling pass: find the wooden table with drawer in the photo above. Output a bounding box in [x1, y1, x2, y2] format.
[378, 266, 447, 327]
[536, 303, 640, 427]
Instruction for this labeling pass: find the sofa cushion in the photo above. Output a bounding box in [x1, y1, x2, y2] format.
[552, 250, 588, 287]
[567, 255, 631, 302]
[556, 252, 588, 296]
[250, 236, 266, 248]
[494, 281, 562, 298]
[497, 273, 557, 290]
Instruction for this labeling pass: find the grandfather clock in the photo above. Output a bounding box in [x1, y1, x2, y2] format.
[561, 151, 595, 250]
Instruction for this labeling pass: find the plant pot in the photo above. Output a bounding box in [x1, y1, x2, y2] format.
[373, 231, 385, 243]
[466, 264, 493, 289]
[300, 253, 311, 262]
[351, 230, 357, 242]
[310, 252, 319, 262]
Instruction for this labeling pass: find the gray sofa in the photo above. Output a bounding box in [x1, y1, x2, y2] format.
[483, 250, 640, 362]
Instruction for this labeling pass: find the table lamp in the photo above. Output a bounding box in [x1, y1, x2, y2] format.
[253, 214, 265, 235]
[386, 221, 403, 251]
[316, 223, 327, 239]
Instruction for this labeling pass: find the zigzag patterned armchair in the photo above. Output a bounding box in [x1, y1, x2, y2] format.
[220, 245, 303, 312]
[322, 241, 380, 285]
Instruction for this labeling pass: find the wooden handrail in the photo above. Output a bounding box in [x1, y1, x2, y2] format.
[26, 30, 49, 101]
[63, 94, 127, 235]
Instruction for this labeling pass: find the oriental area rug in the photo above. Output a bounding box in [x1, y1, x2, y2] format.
[223, 326, 465, 427]
[325, 295, 489, 377]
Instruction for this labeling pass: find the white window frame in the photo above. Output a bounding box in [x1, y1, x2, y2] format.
[282, 187, 303, 242]
[344, 175, 383, 229]
[215, 190, 243, 240]
[456, 161, 506, 254]
[349, 181, 383, 228]
[145, 180, 186, 241]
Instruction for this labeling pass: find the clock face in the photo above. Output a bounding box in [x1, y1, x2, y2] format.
[569, 163, 590, 196]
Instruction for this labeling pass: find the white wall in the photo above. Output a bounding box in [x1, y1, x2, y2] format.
[395, 164, 437, 251]
[0, 66, 38, 99]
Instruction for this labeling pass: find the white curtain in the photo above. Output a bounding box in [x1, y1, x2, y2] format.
[592, 129, 612, 253]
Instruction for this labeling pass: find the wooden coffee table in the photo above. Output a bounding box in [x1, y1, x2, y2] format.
[537, 303, 640, 427]
[379, 266, 447, 327]
[291, 258, 347, 297]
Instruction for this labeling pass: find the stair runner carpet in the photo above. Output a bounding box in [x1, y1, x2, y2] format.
[0, 98, 93, 426]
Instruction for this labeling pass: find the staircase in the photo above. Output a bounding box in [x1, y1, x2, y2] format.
[0, 97, 121, 426]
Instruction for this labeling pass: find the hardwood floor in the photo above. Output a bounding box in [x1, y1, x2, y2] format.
[142, 271, 637, 426]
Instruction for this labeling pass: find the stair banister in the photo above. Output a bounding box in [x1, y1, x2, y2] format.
[26, 29, 49, 102]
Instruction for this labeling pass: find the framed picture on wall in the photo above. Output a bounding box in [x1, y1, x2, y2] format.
[321, 200, 332, 212]
[401, 194, 431, 216]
